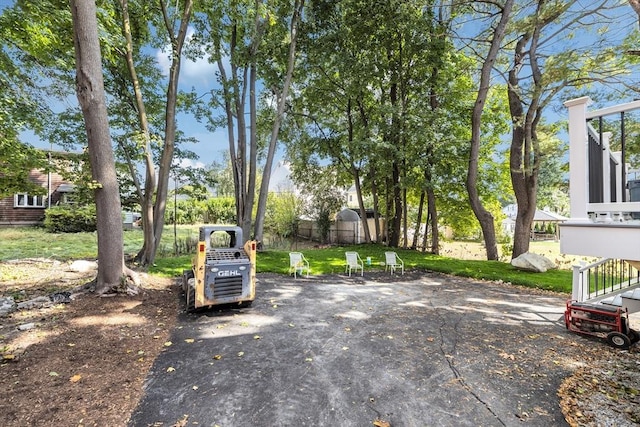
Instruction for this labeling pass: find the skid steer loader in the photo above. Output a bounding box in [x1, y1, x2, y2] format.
[182, 225, 256, 311]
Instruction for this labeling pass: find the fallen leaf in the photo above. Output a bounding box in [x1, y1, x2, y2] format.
[253, 335, 261, 340]
[173, 414, 189, 427]
[2, 354, 16, 360]
[373, 419, 391, 427]
[213, 354, 222, 360]
[67, 343, 76, 347]
[167, 366, 176, 372]
[49, 372, 59, 377]
[184, 339, 195, 343]
[305, 357, 313, 362]
[153, 335, 160, 339]
[164, 341, 172, 347]
[237, 351, 244, 357]
[288, 323, 295, 327]
[499, 351, 515, 361]
[192, 385, 199, 390]
[342, 346, 349, 351]
[69, 374, 82, 383]
[426, 337, 435, 342]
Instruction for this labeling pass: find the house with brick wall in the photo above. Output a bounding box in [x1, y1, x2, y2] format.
[0, 152, 76, 226]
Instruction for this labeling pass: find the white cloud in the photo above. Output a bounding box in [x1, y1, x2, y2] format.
[178, 158, 206, 169]
[155, 27, 217, 85]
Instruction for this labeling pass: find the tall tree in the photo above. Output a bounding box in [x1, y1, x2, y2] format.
[69, 0, 125, 292]
[253, 0, 305, 245]
[506, 0, 629, 258]
[466, 0, 514, 260]
[131, 0, 193, 265]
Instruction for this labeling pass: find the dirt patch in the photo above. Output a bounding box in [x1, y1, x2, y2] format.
[0, 259, 180, 426]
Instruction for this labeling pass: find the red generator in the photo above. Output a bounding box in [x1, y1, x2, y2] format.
[564, 300, 639, 349]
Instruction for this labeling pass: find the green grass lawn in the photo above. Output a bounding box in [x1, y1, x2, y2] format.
[257, 245, 573, 294]
[0, 226, 200, 261]
[0, 227, 573, 295]
[150, 244, 573, 295]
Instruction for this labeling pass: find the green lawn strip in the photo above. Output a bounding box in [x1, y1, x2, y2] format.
[151, 244, 573, 294]
[0, 228, 572, 294]
[0, 226, 199, 261]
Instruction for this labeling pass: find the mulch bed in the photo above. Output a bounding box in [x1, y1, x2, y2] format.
[0, 283, 180, 427]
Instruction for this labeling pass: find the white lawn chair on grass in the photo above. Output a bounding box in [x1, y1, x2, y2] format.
[385, 251, 404, 275]
[345, 251, 364, 277]
[289, 252, 310, 278]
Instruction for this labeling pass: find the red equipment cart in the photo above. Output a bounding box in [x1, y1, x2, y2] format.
[564, 300, 639, 349]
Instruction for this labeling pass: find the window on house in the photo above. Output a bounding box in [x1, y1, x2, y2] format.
[14, 193, 46, 208]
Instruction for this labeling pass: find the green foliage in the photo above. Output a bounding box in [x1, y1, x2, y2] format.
[264, 192, 302, 239]
[204, 197, 236, 224]
[164, 197, 236, 225]
[165, 199, 204, 225]
[44, 205, 97, 233]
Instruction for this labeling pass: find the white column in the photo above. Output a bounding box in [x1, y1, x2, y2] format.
[564, 97, 592, 222]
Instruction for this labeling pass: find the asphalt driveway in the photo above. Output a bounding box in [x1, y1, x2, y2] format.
[129, 271, 588, 427]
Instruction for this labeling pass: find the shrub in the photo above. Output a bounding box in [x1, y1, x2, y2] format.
[44, 205, 97, 233]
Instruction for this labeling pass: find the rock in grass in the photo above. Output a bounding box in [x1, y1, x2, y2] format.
[511, 252, 557, 273]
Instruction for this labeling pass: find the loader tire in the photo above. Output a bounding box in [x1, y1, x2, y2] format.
[183, 270, 195, 312]
[238, 300, 253, 309]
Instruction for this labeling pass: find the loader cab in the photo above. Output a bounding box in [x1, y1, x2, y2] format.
[208, 229, 239, 249]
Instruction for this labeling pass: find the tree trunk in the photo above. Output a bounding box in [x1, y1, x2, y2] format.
[412, 189, 426, 250]
[352, 167, 372, 243]
[388, 161, 402, 247]
[466, 0, 514, 261]
[421, 210, 430, 253]
[148, 0, 192, 265]
[70, 0, 124, 292]
[254, 0, 304, 244]
[119, 0, 157, 266]
[508, 65, 537, 258]
[370, 169, 382, 242]
[507, 3, 550, 259]
[427, 185, 439, 255]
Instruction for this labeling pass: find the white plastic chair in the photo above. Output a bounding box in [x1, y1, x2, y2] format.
[289, 252, 310, 278]
[345, 251, 364, 276]
[385, 251, 404, 275]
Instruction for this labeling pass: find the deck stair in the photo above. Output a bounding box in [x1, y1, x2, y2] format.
[572, 258, 640, 311]
[600, 288, 640, 314]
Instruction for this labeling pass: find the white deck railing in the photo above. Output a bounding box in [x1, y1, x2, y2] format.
[572, 258, 640, 302]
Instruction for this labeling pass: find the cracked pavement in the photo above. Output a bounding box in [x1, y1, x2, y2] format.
[129, 271, 589, 427]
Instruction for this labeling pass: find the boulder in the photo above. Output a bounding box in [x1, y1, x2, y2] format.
[511, 252, 557, 273]
[67, 260, 98, 272]
[0, 296, 16, 316]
